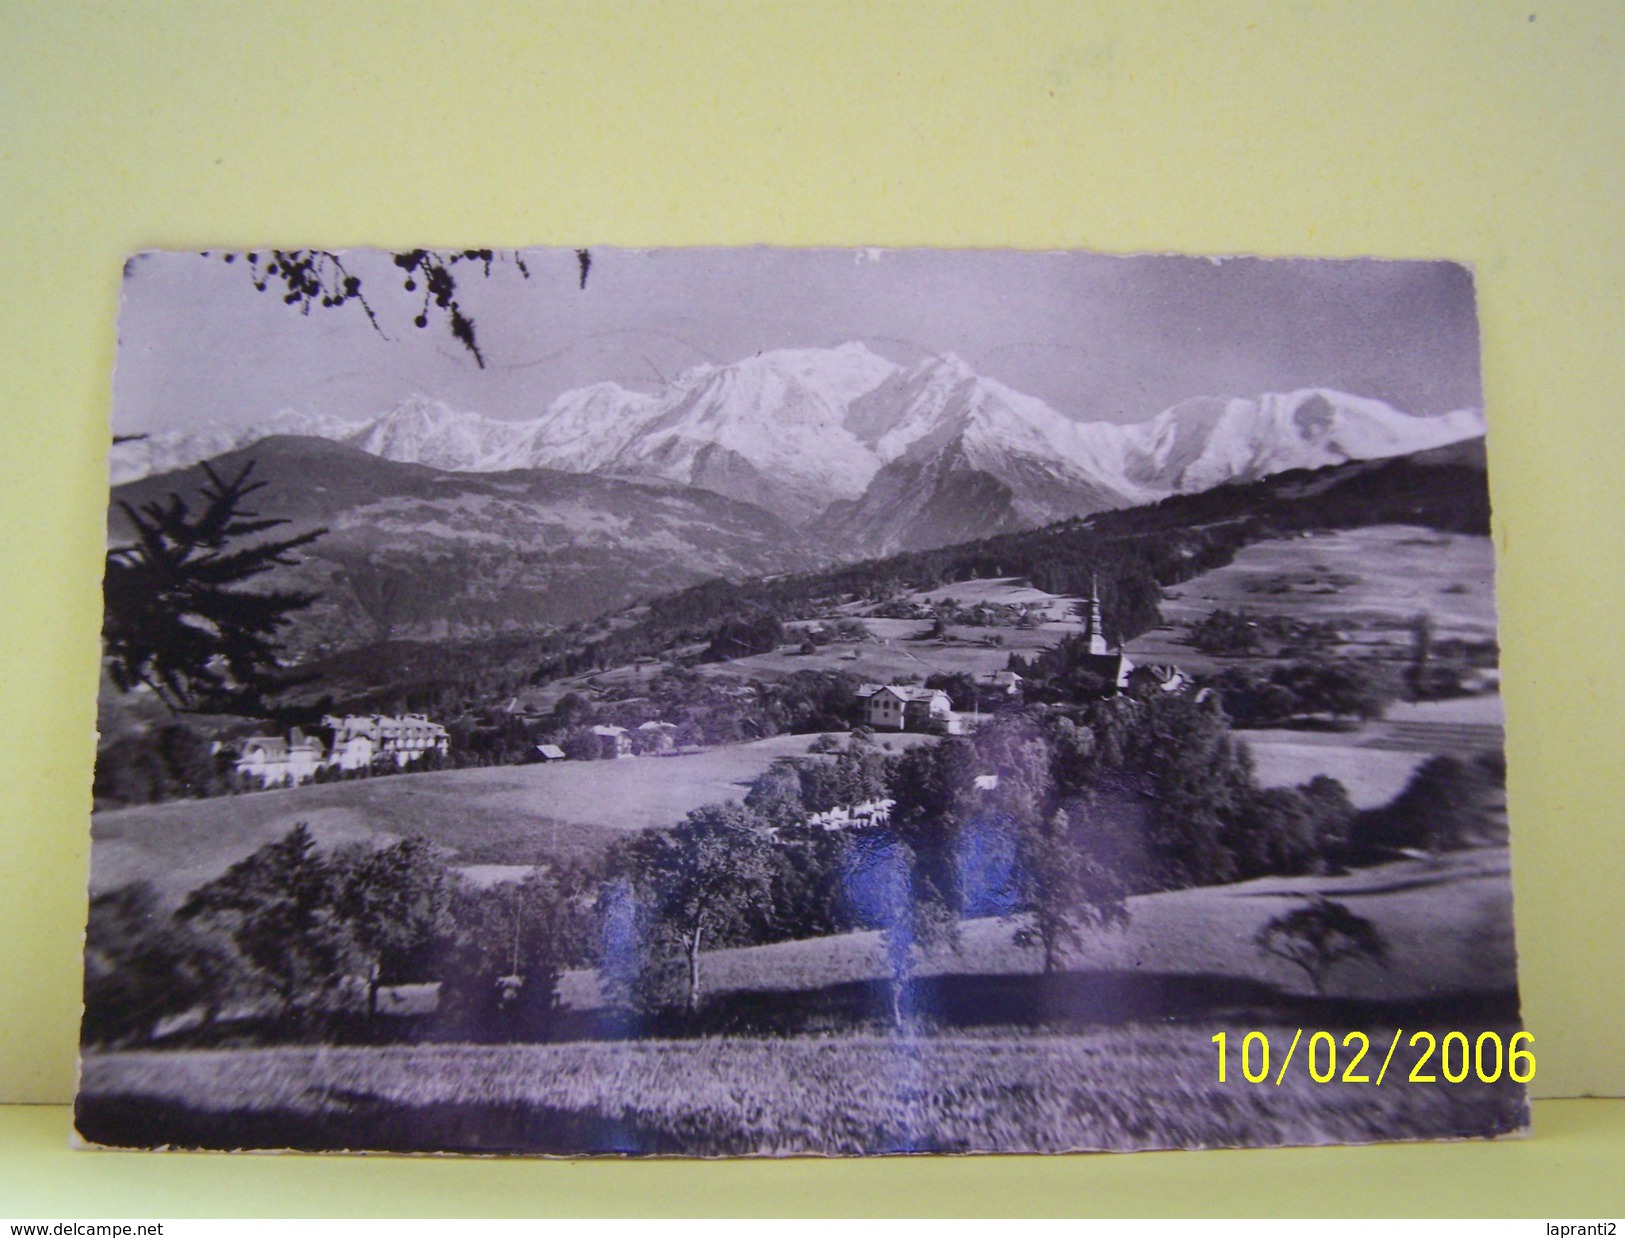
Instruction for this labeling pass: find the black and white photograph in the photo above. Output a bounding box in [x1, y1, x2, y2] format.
[77, 246, 1526, 1155]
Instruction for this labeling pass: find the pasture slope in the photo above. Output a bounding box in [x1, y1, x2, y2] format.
[79, 848, 1525, 1154]
[1137, 523, 1497, 673]
[1245, 693, 1505, 809]
[90, 731, 933, 906]
[556, 848, 1519, 1013]
[544, 583, 1090, 701]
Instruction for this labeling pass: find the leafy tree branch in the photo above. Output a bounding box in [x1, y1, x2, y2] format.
[221, 247, 535, 368]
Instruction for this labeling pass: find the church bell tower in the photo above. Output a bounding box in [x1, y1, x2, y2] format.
[1085, 574, 1109, 655]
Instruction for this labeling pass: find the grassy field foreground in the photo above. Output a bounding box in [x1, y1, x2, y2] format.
[90, 731, 935, 905]
[76, 1024, 1528, 1155]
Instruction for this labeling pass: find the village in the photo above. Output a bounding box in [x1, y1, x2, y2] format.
[224, 578, 1195, 792]
[85, 522, 1505, 939]
[230, 712, 452, 789]
[84, 489, 1516, 1159]
[219, 534, 1502, 806]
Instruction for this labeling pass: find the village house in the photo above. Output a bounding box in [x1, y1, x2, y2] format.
[329, 730, 375, 773]
[981, 669, 1024, 697]
[321, 713, 451, 769]
[590, 723, 632, 759]
[534, 743, 567, 762]
[234, 727, 326, 790]
[1126, 663, 1191, 696]
[855, 683, 958, 733]
[806, 797, 894, 832]
[635, 719, 679, 754]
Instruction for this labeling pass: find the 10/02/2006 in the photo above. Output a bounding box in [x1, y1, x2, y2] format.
[1212, 1029, 1535, 1085]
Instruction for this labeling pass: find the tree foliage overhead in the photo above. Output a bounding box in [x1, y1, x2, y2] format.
[227, 248, 533, 369]
[103, 461, 325, 714]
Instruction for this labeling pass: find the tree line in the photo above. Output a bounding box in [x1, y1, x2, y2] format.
[83, 691, 1506, 1049]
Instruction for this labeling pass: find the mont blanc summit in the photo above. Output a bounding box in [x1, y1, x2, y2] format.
[110, 344, 1485, 552]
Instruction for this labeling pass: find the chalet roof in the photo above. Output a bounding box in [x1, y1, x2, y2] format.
[536, 743, 566, 760]
[637, 720, 678, 731]
[239, 731, 326, 758]
[324, 713, 449, 741]
[1123, 663, 1189, 694]
[899, 686, 948, 704]
[591, 724, 628, 737]
[857, 683, 947, 704]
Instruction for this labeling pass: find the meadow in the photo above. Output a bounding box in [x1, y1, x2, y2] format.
[690, 617, 1084, 690]
[532, 578, 1093, 696]
[1243, 693, 1505, 810]
[671, 528, 1497, 708]
[76, 1020, 1528, 1155]
[78, 523, 1522, 1156]
[90, 730, 931, 906]
[95, 532, 1502, 913]
[556, 847, 1519, 1017]
[1134, 524, 1497, 673]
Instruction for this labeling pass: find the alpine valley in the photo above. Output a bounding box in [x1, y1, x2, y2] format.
[109, 344, 1486, 645]
[107, 438, 818, 652]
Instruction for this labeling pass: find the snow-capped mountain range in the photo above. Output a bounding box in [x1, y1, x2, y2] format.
[112, 343, 1486, 553]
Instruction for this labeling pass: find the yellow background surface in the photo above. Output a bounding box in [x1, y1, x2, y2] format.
[1, 0, 1621, 1214]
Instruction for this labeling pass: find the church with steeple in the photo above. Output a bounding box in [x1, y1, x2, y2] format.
[1078, 575, 1135, 692]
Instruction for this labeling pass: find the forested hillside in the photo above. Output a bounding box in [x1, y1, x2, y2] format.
[283, 439, 1488, 717]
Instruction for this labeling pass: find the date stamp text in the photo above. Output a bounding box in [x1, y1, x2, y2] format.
[1212, 1029, 1535, 1085]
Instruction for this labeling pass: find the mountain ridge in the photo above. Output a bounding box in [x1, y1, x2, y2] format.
[111, 345, 1486, 552]
[107, 435, 819, 650]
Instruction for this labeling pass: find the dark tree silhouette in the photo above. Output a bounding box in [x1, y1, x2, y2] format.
[223, 248, 535, 368]
[1255, 896, 1388, 995]
[81, 882, 240, 1046]
[1350, 753, 1500, 857]
[102, 461, 325, 714]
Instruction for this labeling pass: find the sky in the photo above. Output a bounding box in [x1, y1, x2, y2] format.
[112, 247, 1482, 436]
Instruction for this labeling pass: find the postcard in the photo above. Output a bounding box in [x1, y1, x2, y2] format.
[78, 247, 1526, 1153]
